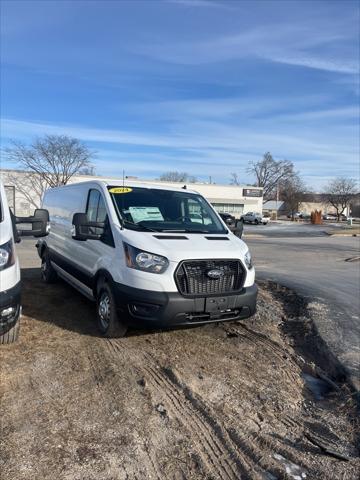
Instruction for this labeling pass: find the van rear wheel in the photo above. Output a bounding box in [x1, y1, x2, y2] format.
[96, 282, 127, 338]
[41, 250, 57, 283]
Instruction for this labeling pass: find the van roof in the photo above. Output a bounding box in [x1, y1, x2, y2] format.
[48, 180, 199, 194]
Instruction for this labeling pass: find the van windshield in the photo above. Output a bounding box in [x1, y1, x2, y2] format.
[108, 186, 227, 234]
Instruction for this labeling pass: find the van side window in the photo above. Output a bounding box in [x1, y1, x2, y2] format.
[86, 189, 114, 247]
[97, 196, 107, 223]
[87, 190, 100, 222]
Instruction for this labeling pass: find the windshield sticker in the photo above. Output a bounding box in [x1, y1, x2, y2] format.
[129, 206, 164, 223]
[109, 187, 132, 194]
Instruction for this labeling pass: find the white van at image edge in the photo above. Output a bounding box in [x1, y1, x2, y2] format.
[37, 180, 258, 337]
[0, 180, 49, 344]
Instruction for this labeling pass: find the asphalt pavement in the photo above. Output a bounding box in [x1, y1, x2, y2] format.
[244, 222, 360, 391]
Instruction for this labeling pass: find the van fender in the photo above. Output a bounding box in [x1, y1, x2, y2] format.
[93, 269, 115, 297]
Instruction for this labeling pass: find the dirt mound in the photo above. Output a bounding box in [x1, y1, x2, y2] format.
[0, 271, 358, 479]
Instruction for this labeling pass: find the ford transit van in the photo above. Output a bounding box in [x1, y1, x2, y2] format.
[0, 180, 49, 343]
[37, 181, 257, 337]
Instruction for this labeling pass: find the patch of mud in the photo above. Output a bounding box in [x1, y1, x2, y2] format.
[0, 269, 359, 479]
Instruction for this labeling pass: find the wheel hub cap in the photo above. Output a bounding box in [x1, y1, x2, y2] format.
[99, 295, 110, 325]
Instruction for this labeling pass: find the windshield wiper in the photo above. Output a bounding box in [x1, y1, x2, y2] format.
[123, 220, 158, 232]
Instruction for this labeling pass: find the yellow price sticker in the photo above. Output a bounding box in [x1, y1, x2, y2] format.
[109, 187, 133, 194]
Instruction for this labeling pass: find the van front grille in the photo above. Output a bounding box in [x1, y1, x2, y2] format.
[175, 259, 245, 296]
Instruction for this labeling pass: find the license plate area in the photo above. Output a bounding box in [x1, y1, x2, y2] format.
[205, 296, 230, 313]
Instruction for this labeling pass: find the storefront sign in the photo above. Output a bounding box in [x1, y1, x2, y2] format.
[242, 188, 263, 197]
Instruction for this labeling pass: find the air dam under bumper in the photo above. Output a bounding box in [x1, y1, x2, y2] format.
[112, 282, 258, 327]
[0, 281, 21, 334]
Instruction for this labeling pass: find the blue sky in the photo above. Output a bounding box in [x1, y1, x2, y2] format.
[1, 0, 359, 188]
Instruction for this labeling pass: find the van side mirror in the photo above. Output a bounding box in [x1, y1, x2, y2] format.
[15, 209, 50, 238]
[72, 212, 105, 241]
[234, 220, 243, 238]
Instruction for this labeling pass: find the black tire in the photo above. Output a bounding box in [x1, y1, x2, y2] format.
[0, 320, 20, 344]
[96, 282, 127, 338]
[254, 219, 259, 225]
[41, 249, 58, 283]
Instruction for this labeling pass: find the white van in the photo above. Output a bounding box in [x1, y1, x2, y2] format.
[37, 181, 257, 337]
[0, 180, 49, 343]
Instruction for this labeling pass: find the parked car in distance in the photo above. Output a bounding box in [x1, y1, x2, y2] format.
[325, 213, 348, 221]
[287, 212, 301, 219]
[241, 212, 269, 225]
[37, 181, 258, 338]
[0, 180, 49, 344]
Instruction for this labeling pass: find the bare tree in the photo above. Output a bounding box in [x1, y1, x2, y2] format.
[4, 135, 95, 188]
[247, 152, 295, 200]
[280, 175, 306, 220]
[6, 171, 48, 210]
[230, 173, 240, 185]
[324, 177, 357, 221]
[159, 171, 197, 183]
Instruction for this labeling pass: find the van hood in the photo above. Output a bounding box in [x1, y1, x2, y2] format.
[118, 228, 249, 262]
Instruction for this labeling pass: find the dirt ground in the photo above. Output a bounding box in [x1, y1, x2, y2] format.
[0, 268, 359, 480]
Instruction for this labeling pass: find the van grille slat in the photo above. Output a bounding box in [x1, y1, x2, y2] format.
[175, 259, 245, 296]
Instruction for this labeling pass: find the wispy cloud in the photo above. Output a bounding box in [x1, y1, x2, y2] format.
[264, 53, 358, 75]
[135, 21, 359, 74]
[1, 117, 357, 186]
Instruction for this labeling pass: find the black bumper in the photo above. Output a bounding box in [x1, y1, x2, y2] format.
[0, 281, 21, 334]
[112, 282, 258, 327]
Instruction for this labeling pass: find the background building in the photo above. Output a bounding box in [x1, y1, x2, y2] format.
[0, 169, 263, 218]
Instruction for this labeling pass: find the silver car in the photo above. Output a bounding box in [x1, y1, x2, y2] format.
[241, 212, 269, 225]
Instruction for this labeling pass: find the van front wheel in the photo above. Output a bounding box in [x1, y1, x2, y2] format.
[96, 283, 127, 338]
[41, 250, 57, 283]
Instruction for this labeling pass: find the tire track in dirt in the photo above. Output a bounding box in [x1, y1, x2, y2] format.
[106, 339, 289, 480]
[106, 339, 245, 479]
[226, 323, 301, 385]
[143, 362, 248, 480]
[146, 361, 301, 480]
[99, 338, 330, 480]
[85, 339, 166, 480]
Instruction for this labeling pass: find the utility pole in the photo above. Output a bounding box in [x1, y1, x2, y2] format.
[276, 183, 279, 220]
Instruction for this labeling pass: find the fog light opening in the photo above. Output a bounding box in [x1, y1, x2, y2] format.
[129, 303, 160, 317]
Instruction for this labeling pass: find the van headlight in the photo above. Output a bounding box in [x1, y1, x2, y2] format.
[123, 242, 169, 274]
[244, 250, 253, 270]
[0, 240, 15, 271]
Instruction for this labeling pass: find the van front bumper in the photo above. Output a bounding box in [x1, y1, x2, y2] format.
[0, 281, 21, 334]
[112, 282, 258, 327]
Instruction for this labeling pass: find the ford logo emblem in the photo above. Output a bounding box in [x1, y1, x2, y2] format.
[207, 269, 224, 279]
